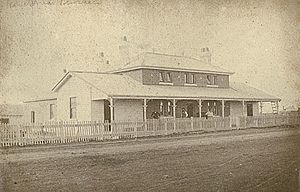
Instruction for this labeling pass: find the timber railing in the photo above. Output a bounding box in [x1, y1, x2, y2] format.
[0, 114, 299, 147]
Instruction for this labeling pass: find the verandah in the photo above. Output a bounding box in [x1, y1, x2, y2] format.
[107, 97, 279, 122]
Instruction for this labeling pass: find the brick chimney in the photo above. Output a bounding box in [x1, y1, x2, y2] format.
[199, 47, 211, 63]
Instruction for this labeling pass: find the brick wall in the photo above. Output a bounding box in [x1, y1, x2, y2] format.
[140, 69, 229, 88]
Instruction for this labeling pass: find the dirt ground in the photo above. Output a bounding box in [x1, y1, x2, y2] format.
[0, 126, 300, 192]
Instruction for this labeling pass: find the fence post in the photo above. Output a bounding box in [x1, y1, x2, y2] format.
[100, 122, 103, 140]
[191, 117, 194, 131]
[164, 119, 168, 135]
[41, 123, 46, 144]
[16, 125, 21, 146]
[236, 117, 240, 129]
[135, 121, 138, 139]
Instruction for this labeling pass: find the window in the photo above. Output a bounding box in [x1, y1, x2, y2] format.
[70, 97, 77, 119]
[247, 104, 253, 116]
[184, 73, 188, 83]
[191, 74, 195, 84]
[167, 101, 172, 115]
[159, 101, 164, 115]
[184, 73, 196, 84]
[50, 104, 55, 120]
[31, 111, 35, 123]
[207, 75, 217, 85]
[0, 118, 9, 124]
[166, 72, 171, 82]
[159, 72, 164, 82]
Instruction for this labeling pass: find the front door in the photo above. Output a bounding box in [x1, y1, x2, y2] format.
[247, 104, 253, 116]
[104, 100, 111, 122]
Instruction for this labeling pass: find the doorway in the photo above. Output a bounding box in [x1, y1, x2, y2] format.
[104, 100, 111, 122]
[247, 104, 253, 116]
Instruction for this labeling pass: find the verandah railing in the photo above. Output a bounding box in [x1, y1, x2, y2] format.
[0, 114, 299, 147]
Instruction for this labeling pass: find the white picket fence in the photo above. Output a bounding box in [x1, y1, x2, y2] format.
[0, 114, 299, 147]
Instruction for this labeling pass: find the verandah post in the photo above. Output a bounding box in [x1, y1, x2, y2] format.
[191, 117, 194, 131]
[222, 100, 225, 118]
[242, 100, 246, 129]
[173, 99, 176, 131]
[109, 97, 114, 123]
[198, 99, 202, 118]
[143, 98, 147, 132]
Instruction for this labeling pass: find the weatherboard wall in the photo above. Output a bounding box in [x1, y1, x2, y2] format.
[24, 100, 57, 123]
[230, 101, 260, 117]
[91, 100, 105, 122]
[55, 75, 92, 121]
[114, 99, 143, 122]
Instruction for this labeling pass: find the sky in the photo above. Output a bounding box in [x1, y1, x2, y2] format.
[0, 0, 299, 110]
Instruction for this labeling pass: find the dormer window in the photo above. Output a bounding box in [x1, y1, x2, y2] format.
[159, 72, 164, 82]
[166, 72, 171, 82]
[207, 75, 217, 85]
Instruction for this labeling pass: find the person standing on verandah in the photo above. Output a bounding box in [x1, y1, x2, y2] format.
[205, 110, 214, 119]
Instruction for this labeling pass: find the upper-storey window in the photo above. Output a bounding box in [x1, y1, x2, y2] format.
[166, 72, 171, 82]
[191, 74, 195, 84]
[184, 73, 196, 84]
[159, 72, 164, 82]
[207, 75, 217, 85]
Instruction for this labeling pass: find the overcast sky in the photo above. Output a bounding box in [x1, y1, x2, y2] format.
[0, 0, 299, 109]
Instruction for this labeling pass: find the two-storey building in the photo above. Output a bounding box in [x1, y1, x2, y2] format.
[24, 52, 280, 123]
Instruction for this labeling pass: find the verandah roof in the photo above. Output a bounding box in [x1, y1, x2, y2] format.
[71, 71, 280, 101]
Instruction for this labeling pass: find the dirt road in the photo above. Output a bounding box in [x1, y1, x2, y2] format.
[0, 126, 299, 192]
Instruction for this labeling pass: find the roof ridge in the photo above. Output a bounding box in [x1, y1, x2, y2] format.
[144, 51, 187, 59]
[70, 70, 123, 75]
[145, 52, 231, 72]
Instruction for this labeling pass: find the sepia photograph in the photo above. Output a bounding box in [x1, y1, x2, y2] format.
[0, 0, 299, 191]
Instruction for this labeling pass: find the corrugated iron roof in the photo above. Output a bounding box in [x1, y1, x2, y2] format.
[73, 72, 280, 101]
[23, 92, 57, 103]
[110, 52, 234, 75]
[0, 104, 24, 116]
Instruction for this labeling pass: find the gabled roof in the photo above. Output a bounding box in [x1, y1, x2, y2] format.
[109, 52, 234, 75]
[55, 71, 280, 101]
